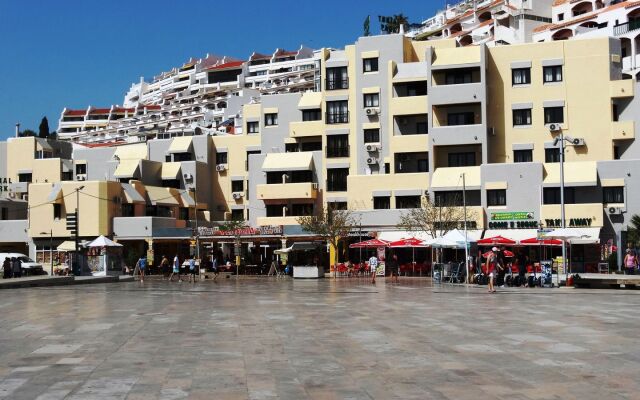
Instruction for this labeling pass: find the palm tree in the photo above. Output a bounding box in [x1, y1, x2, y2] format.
[385, 14, 409, 34]
[627, 214, 640, 246]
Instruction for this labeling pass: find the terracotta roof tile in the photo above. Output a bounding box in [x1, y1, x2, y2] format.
[204, 61, 244, 71]
[64, 109, 87, 116]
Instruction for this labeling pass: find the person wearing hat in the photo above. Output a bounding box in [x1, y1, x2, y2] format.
[485, 247, 499, 293]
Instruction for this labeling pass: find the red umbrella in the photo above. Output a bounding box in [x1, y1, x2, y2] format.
[387, 237, 428, 248]
[519, 237, 562, 246]
[349, 238, 389, 248]
[477, 235, 517, 245]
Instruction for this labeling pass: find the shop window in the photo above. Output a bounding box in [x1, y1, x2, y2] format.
[487, 189, 507, 206]
[603, 187, 624, 203]
[373, 196, 390, 209]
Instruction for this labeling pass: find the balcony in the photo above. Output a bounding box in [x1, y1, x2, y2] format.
[610, 80, 634, 98]
[613, 18, 640, 36]
[256, 182, 319, 200]
[611, 120, 635, 140]
[256, 216, 301, 226]
[390, 96, 428, 116]
[325, 78, 349, 90]
[113, 217, 189, 239]
[541, 203, 603, 228]
[326, 112, 349, 125]
[290, 120, 324, 138]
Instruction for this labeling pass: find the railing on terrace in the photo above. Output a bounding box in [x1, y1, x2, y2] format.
[614, 18, 640, 36]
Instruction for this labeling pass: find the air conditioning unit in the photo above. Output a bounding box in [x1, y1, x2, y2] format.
[183, 173, 193, 180]
[232, 192, 244, 200]
[312, 183, 319, 190]
[216, 164, 227, 172]
[365, 143, 381, 152]
[571, 138, 586, 146]
[366, 157, 378, 164]
[608, 206, 624, 215]
[77, 175, 86, 181]
[548, 123, 561, 132]
[365, 107, 380, 116]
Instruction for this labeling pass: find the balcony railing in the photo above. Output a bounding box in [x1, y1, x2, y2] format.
[325, 145, 350, 158]
[326, 112, 349, 124]
[614, 18, 640, 36]
[325, 78, 349, 90]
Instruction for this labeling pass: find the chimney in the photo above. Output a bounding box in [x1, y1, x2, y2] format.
[15, 123, 20, 138]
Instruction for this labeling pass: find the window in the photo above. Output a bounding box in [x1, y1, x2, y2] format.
[247, 121, 259, 133]
[447, 112, 475, 126]
[448, 152, 476, 167]
[327, 168, 349, 191]
[178, 207, 189, 221]
[216, 152, 228, 164]
[363, 93, 380, 108]
[543, 65, 563, 83]
[326, 101, 348, 124]
[612, 103, 619, 122]
[513, 149, 533, 163]
[512, 68, 531, 85]
[373, 196, 390, 209]
[291, 203, 313, 216]
[266, 204, 284, 217]
[231, 180, 244, 192]
[18, 173, 32, 183]
[301, 141, 322, 152]
[75, 164, 87, 175]
[487, 189, 507, 206]
[434, 191, 463, 207]
[445, 69, 472, 84]
[1, 208, 7, 220]
[53, 204, 62, 220]
[544, 107, 564, 124]
[231, 209, 244, 221]
[173, 153, 192, 162]
[363, 57, 379, 73]
[302, 109, 321, 121]
[558, 13, 564, 21]
[122, 204, 134, 217]
[603, 187, 624, 203]
[162, 179, 180, 189]
[364, 129, 380, 143]
[326, 135, 349, 158]
[543, 187, 575, 204]
[265, 113, 278, 126]
[396, 196, 421, 209]
[326, 67, 348, 90]
[513, 109, 532, 126]
[329, 202, 348, 211]
[416, 122, 428, 134]
[545, 148, 561, 163]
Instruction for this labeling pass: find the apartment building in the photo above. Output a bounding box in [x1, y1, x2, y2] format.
[2, 33, 639, 271]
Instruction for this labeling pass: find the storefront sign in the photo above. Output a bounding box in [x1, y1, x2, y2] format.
[0, 177, 12, 192]
[545, 218, 593, 228]
[488, 211, 537, 229]
[198, 225, 283, 237]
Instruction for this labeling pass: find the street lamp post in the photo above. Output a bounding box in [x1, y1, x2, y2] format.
[74, 185, 85, 276]
[40, 230, 53, 276]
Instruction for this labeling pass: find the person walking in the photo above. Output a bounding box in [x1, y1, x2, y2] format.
[169, 254, 181, 282]
[369, 254, 378, 284]
[160, 255, 170, 280]
[516, 250, 528, 287]
[12, 257, 22, 278]
[485, 247, 498, 293]
[136, 255, 147, 282]
[624, 249, 638, 275]
[188, 257, 197, 283]
[212, 256, 219, 280]
[3, 257, 11, 279]
[388, 254, 400, 284]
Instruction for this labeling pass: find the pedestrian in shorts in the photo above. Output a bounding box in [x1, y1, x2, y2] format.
[169, 255, 181, 282]
[188, 257, 197, 283]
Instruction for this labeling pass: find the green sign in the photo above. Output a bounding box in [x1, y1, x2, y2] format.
[490, 212, 534, 221]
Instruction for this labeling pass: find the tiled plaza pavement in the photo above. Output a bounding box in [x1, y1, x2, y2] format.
[0, 278, 638, 400]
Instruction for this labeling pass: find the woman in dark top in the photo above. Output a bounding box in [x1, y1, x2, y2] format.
[2, 257, 11, 279]
[516, 250, 528, 286]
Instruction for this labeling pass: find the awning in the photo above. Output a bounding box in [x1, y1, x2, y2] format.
[35, 138, 53, 152]
[544, 227, 601, 245]
[46, 183, 64, 204]
[114, 143, 147, 160]
[543, 161, 597, 187]
[114, 160, 140, 178]
[274, 242, 317, 254]
[482, 229, 539, 243]
[57, 241, 76, 252]
[262, 152, 314, 172]
[121, 183, 145, 203]
[430, 166, 481, 189]
[161, 162, 182, 180]
[179, 191, 195, 207]
[168, 136, 193, 153]
[298, 92, 323, 110]
[146, 186, 180, 206]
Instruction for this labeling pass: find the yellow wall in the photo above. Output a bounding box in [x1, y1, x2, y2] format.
[6, 137, 36, 182]
[347, 173, 429, 210]
[33, 158, 62, 183]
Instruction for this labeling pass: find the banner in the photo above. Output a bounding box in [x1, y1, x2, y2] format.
[490, 212, 534, 221]
[376, 246, 386, 276]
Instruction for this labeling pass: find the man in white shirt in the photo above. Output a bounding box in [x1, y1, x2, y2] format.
[369, 255, 378, 284]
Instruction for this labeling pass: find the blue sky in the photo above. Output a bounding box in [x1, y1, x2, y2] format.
[0, 0, 440, 139]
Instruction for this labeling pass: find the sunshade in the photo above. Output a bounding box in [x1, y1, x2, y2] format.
[57, 241, 77, 252]
[387, 237, 428, 248]
[477, 235, 516, 245]
[87, 235, 123, 248]
[543, 228, 590, 240]
[349, 238, 389, 248]
[519, 237, 563, 246]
